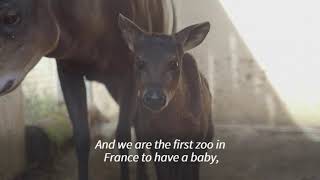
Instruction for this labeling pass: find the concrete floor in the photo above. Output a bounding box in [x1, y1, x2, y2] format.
[202, 125, 320, 180]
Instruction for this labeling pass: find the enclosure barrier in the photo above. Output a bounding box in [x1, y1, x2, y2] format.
[0, 87, 25, 180]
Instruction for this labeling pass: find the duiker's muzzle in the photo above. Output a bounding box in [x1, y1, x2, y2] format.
[143, 88, 167, 111]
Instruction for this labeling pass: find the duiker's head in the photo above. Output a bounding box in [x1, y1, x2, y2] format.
[0, 0, 59, 95]
[118, 14, 210, 112]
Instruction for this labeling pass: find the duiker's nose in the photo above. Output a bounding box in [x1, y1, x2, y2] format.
[0, 79, 15, 95]
[143, 89, 167, 111]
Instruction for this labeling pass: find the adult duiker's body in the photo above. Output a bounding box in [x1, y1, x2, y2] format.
[0, 1, 175, 180]
[119, 15, 214, 180]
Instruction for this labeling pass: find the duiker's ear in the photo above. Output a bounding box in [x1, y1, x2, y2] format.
[118, 13, 144, 51]
[175, 22, 211, 51]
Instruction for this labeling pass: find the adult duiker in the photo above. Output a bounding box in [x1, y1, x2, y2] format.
[0, 0, 58, 94]
[0, 1, 175, 180]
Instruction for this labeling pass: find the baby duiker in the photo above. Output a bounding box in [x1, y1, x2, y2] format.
[118, 14, 214, 180]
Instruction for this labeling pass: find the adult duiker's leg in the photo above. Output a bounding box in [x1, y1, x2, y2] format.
[105, 72, 136, 180]
[57, 61, 90, 180]
[115, 79, 136, 180]
[116, 96, 133, 180]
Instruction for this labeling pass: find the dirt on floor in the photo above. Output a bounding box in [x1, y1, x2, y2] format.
[16, 124, 320, 180]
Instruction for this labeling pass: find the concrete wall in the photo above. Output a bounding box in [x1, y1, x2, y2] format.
[0, 87, 25, 180]
[175, 0, 293, 127]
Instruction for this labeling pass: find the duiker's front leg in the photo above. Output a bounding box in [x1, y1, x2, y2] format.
[136, 148, 148, 180]
[151, 149, 200, 180]
[114, 80, 137, 180]
[151, 149, 172, 180]
[57, 61, 90, 180]
[116, 109, 131, 180]
[134, 124, 149, 180]
[184, 162, 200, 180]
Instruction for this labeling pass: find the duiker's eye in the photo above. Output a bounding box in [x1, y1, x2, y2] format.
[169, 60, 179, 70]
[2, 11, 21, 26]
[136, 60, 146, 70]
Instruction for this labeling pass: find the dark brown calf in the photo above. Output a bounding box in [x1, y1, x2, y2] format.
[119, 14, 214, 180]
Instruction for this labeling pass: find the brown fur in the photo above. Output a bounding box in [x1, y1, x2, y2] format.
[135, 54, 213, 141]
[0, 1, 175, 180]
[118, 15, 214, 180]
[134, 54, 214, 180]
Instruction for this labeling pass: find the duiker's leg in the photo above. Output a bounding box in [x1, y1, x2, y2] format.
[136, 148, 148, 180]
[205, 112, 215, 143]
[112, 78, 136, 180]
[151, 149, 173, 180]
[191, 162, 200, 180]
[176, 161, 199, 180]
[57, 61, 90, 180]
[134, 124, 149, 180]
[103, 76, 133, 180]
[116, 100, 133, 180]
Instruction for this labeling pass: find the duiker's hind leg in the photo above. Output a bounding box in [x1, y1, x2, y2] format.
[206, 112, 215, 142]
[57, 61, 90, 180]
